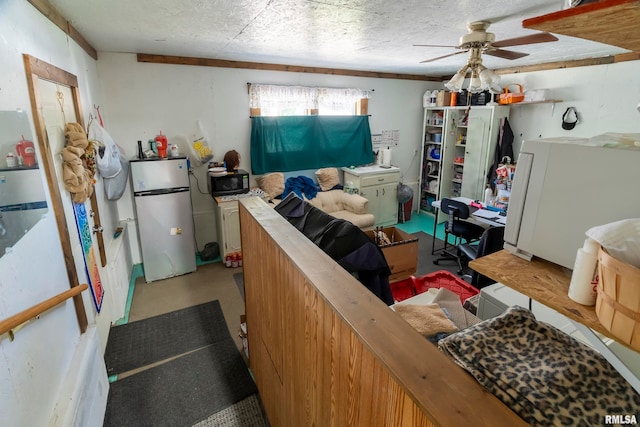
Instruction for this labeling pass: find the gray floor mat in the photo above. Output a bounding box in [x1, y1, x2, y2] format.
[104, 340, 258, 427]
[104, 300, 230, 376]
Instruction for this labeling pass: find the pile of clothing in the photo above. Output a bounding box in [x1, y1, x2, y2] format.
[282, 175, 318, 200]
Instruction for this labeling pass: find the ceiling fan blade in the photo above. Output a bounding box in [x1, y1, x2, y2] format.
[484, 49, 529, 60]
[413, 44, 459, 48]
[419, 51, 466, 64]
[492, 32, 558, 48]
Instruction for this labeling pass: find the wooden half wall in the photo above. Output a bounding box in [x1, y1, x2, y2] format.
[239, 197, 526, 427]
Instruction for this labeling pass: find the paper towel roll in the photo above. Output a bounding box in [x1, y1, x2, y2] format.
[381, 148, 391, 166]
[568, 248, 598, 306]
[582, 237, 599, 255]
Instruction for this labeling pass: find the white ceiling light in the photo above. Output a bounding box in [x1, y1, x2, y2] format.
[444, 64, 469, 92]
[479, 67, 502, 93]
[444, 48, 502, 94]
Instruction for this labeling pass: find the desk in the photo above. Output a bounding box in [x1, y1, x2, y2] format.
[431, 197, 505, 255]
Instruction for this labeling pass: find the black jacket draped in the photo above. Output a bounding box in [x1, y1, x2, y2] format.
[274, 193, 393, 305]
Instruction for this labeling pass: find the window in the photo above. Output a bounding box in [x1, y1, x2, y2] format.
[248, 84, 374, 174]
[248, 84, 370, 116]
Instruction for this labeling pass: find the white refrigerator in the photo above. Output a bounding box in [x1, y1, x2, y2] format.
[130, 157, 196, 282]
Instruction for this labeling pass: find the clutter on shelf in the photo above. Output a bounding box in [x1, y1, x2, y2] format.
[488, 156, 516, 211]
[498, 84, 525, 105]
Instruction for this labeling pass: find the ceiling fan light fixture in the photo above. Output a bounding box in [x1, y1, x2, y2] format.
[444, 61, 501, 94]
[445, 65, 468, 92]
[487, 81, 503, 94]
[444, 74, 464, 92]
[468, 69, 483, 94]
[479, 67, 502, 93]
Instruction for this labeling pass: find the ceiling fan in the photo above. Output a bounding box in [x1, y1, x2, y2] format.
[416, 21, 558, 93]
[415, 21, 558, 64]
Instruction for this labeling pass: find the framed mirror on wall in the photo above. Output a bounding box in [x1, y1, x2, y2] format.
[22, 54, 105, 332]
[0, 110, 48, 256]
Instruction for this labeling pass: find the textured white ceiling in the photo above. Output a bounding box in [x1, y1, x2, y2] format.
[47, 0, 629, 76]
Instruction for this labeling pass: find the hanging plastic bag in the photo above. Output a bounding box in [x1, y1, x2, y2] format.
[87, 119, 129, 200]
[187, 120, 213, 166]
[88, 120, 122, 179]
[103, 154, 129, 201]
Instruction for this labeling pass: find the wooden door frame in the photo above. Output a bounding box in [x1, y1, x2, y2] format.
[22, 54, 88, 333]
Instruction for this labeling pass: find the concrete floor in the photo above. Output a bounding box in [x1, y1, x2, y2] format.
[127, 261, 246, 353]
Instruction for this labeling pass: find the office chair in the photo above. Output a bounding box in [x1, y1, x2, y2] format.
[433, 198, 485, 273]
[458, 226, 505, 289]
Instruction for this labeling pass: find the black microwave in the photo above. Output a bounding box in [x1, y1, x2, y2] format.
[209, 169, 250, 197]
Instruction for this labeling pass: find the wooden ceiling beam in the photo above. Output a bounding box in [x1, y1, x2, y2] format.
[137, 54, 443, 82]
[27, 0, 97, 60]
[138, 52, 639, 84]
[493, 52, 640, 75]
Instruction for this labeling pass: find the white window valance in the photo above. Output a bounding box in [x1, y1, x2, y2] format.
[249, 84, 371, 116]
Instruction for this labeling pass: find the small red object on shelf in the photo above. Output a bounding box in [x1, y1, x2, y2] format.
[155, 130, 168, 158]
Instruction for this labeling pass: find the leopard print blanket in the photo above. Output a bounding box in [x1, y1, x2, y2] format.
[439, 306, 640, 426]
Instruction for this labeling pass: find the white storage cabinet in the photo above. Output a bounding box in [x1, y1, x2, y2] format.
[418, 105, 510, 220]
[342, 165, 400, 227]
[214, 198, 241, 257]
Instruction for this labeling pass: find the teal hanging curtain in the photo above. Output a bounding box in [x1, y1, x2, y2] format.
[250, 115, 374, 174]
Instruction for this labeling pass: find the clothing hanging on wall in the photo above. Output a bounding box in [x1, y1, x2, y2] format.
[487, 117, 514, 190]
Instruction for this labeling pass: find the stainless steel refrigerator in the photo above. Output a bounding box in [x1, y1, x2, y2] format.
[130, 157, 196, 282]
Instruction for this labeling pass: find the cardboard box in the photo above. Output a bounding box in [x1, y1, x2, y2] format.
[366, 227, 419, 283]
[436, 90, 452, 107]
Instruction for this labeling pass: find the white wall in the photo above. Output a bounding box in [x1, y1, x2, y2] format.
[501, 62, 640, 155]
[0, 1, 113, 425]
[96, 53, 438, 249]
